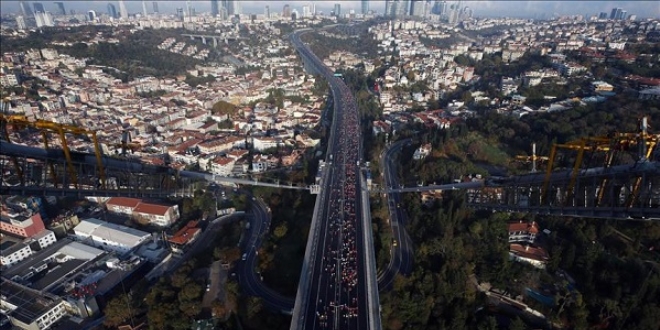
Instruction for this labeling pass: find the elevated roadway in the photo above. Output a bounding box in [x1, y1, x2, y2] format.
[289, 30, 381, 330]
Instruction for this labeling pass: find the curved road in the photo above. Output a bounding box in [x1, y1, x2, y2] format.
[377, 139, 414, 290]
[237, 195, 295, 312]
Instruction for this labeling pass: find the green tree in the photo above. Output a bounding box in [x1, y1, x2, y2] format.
[212, 100, 238, 116]
[509, 317, 526, 330]
[246, 296, 263, 319]
[274, 223, 288, 238]
[103, 294, 135, 327]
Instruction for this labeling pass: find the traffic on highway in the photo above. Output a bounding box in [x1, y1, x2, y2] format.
[290, 31, 376, 330]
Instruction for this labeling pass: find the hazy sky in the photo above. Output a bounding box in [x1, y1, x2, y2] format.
[1, 1, 659, 19]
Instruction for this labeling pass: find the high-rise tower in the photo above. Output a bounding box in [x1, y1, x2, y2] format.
[107, 3, 118, 18]
[118, 0, 128, 19]
[361, 0, 369, 15]
[19, 1, 33, 17]
[54, 2, 66, 15]
[32, 2, 45, 13]
[211, 0, 220, 16]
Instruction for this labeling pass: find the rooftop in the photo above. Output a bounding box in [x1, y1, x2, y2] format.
[74, 218, 151, 249]
[1, 279, 63, 325]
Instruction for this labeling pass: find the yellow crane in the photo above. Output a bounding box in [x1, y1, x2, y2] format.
[514, 143, 549, 173]
[540, 117, 659, 207]
[0, 113, 107, 189]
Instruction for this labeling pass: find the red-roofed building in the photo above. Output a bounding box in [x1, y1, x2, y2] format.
[167, 221, 201, 253]
[508, 221, 539, 243]
[133, 203, 180, 227]
[509, 244, 549, 269]
[106, 197, 141, 216]
[106, 197, 180, 227]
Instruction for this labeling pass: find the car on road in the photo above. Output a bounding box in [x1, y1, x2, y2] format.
[242, 253, 247, 261]
[393, 239, 398, 247]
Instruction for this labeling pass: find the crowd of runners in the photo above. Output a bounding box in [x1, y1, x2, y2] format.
[315, 77, 363, 328]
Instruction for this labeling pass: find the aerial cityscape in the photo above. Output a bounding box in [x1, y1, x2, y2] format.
[0, 1, 658, 330]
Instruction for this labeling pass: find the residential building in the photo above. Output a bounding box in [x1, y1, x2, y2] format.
[133, 203, 180, 227]
[210, 156, 236, 176]
[508, 221, 539, 243]
[167, 221, 201, 253]
[0, 209, 46, 238]
[592, 81, 614, 93]
[509, 244, 549, 269]
[1, 230, 57, 268]
[1, 279, 67, 330]
[413, 143, 432, 160]
[106, 197, 180, 227]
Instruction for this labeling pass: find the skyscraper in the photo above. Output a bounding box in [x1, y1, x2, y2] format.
[211, 0, 220, 16]
[283, 4, 291, 18]
[186, 0, 193, 18]
[142, 1, 148, 16]
[118, 0, 128, 19]
[385, 0, 393, 17]
[87, 10, 97, 21]
[618, 10, 627, 20]
[32, 2, 45, 13]
[19, 1, 33, 17]
[410, 0, 424, 17]
[107, 3, 118, 18]
[400, 0, 410, 16]
[229, 1, 241, 15]
[334, 3, 341, 17]
[16, 16, 27, 30]
[54, 2, 66, 15]
[610, 8, 619, 19]
[361, 0, 369, 15]
[152, 2, 159, 14]
[264, 5, 270, 19]
[34, 11, 53, 27]
[176, 7, 185, 21]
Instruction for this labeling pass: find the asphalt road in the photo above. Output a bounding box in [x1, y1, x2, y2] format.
[377, 139, 414, 290]
[236, 195, 295, 312]
[290, 30, 376, 330]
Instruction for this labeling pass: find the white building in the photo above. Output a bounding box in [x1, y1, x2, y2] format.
[252, 136, 280, 151]
[413, 143, 432, 160]
[1, 230, 57, 268]
[73, 218, 151, 253]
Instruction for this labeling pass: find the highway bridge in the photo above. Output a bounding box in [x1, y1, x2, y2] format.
[289, 30, 381, 330]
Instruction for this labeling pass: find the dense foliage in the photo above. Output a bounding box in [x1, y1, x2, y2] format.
[60, 34, 200, 80]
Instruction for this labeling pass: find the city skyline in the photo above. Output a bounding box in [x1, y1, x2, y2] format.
[1, 1, 659, 19]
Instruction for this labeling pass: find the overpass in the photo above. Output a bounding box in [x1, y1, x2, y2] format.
[181, 33, 244, 47]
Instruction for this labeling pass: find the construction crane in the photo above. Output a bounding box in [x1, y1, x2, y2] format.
[0, 113, 107, 189]
[540, 116, 659, 207]
[514, 143, 549, 173]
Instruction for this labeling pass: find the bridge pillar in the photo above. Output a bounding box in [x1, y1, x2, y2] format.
[201, 36, 206, 45]
[213, 37, 218, 48]
[189, 35, 195, 41]
[309, 185, 321, 194]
